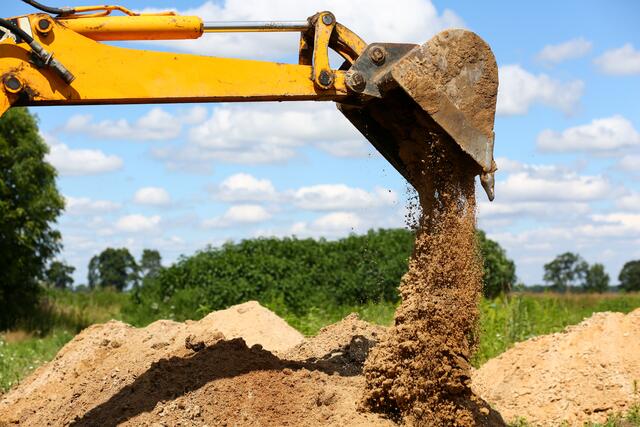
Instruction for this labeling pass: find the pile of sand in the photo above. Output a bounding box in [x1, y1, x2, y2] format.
[2, 302, 640, 426]
[0, 302, 393, 427]
[473, 308, 640, 426]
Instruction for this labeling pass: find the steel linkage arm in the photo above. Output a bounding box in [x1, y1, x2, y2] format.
[0, 7, 367, 113]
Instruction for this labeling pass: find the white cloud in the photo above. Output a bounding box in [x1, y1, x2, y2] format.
[537, 115, 640, 153]
[203, 204, 271, 228]
[215, 173, 277, 202]
[497, 65, 584, 115]
[142, 0, 463, 60]
[594, 43, 640, 75]
[499, 171, 611, 202]
[291, 184, 397, 211]
[115, 214, 161, 233]
[291, 211, 363, 237]
[46, 142, 123, 176]
[133, 187, 171, 206]
[536, 37, 592, 64]
[617, 193, 640, 211]
[618, 155, 640, 172]
[153, 103, 367, 171]
[62, 106, 207, 141]
[65, 196, 121, 215]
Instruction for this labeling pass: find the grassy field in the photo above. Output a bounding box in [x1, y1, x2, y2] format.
[2, 290, 640, 409]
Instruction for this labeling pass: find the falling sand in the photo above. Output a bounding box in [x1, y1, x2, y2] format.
[362, 132, 505, 426]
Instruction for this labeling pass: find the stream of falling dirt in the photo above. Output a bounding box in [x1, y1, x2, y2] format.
[362, 134, 504, 426]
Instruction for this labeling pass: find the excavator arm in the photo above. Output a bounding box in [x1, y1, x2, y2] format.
[0, 2, 499, 199]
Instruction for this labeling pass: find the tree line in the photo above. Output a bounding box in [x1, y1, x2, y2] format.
[541, 252, 640, 293]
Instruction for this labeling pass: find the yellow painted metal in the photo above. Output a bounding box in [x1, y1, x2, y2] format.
[0, 14, 349, 110]
[312, 12, 335, 89]
[58, 15, 204, 41]
[332, 23, 367, 64]
[0, 91, 9, 117]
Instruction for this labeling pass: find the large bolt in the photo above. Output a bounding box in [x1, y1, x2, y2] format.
[37, 18, 52, 35]
[369, 46, 386, 65]
[321, 14, 334, 25]
[3, 75, 23, 94]
[346, 71, 366, 92]
[318, 70, 334, 87]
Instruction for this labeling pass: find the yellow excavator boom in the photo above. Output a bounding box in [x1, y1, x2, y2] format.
[0, 2, 498, 198]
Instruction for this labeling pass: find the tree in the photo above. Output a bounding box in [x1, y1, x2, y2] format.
[584, 263, 609, 293]
[543, 252, 588, 292]
[619, 260, 640, 292]
[477, 230, 517, 298]
[88, 248, 139, 291]
[45, 261, 75, 290]
[0, 108, 64, 329]
[140, 249, 162, 280]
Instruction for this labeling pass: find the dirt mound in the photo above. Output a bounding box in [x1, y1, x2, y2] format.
[0, 302, 393, 426]
[473, 308, 640, 426]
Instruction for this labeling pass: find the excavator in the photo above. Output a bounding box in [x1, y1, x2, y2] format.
[0, 0, 498, 199]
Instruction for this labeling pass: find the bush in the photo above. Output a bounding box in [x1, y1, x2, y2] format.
[127, 229, 415, 324]
[126, 228, 518, 325]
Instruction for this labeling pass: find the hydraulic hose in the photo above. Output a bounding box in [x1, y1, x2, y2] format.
[20, 0, 75, 16]
[0, 17, 75, 83]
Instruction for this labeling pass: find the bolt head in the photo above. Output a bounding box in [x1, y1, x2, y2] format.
[4, 75, 23, 93]
[369, 47, 386, 65]
[37, 18, 52, 34]
[346, 71, 366, 92]
[318, 70, 334, 87]
[321, 14, 334, 25]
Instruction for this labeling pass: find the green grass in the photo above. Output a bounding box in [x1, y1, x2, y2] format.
[2, 290, 640, 397]
[0, 288, 127, 393]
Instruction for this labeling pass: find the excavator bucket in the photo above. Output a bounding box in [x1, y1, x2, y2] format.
[338, 29, 498, 199]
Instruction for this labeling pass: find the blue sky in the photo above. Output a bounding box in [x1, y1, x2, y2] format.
[5, 0, 640, 285]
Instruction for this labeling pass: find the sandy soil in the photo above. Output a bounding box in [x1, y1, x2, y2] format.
[473, 308, 640, 426]
[2, 303, 639, 426]
[0, 302, 393, 427]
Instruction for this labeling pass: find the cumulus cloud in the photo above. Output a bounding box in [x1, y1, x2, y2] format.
[142, 0, 463, 60]
[291, 184, 397, 211]
[499, 171, 611, 202]
[536, 37, 592, 64]
[65, 196, 121, 216]
[116, 214, 161, 233]
[152, 103, 367, 171]
[62, 106, 207, 141]
[214, 173, 277, 202]
[46, 142, 123, 176]
[617, 193, 640, 211]
[618, 155, 640, 172]
[133, 187, 171, 206]
[203, 205, 271, 228]
[594, 43, 640, 75]
[537, 115, 640, 153]
[497, 65, 584, 115]
[290, 211, 363, 237]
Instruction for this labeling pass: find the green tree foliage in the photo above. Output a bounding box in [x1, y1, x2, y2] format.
[619, 260, 640, 292]
[140, 249, 162, 280]
[584, 263, 609, 293]
[477, 230, 517, 298]
[45, 261, 75, 290]
[128, 228, 518, 323]
[88, 248, 139, 291]
[0, 108, 64, 329]
[543, 252, 588, 292]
